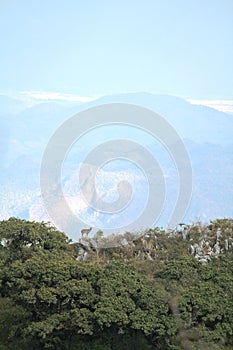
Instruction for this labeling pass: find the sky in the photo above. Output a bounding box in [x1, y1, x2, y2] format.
[0, 0, 233, 105]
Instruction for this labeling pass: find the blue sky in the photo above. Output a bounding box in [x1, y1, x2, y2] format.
[0, 0, 233, 102]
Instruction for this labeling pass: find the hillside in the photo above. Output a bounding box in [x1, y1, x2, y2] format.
[0, 217, 232, 350]
[72, 218, 233, 265]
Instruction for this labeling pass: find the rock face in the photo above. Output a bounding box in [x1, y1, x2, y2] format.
[187, 223, 233, 263]
[71, 219, 233, 263]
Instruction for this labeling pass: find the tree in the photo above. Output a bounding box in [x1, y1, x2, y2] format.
[0, 217, 69, 263]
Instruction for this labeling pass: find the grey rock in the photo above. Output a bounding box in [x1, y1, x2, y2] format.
[213, 242, 220, 255]
[120, 238, 130, 247]
[89, 239, 98, 250]
[216, 228, 221, 239]
[146, 253, 153, 261]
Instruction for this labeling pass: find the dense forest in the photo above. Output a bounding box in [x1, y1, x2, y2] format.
[0, 217, 232, 350]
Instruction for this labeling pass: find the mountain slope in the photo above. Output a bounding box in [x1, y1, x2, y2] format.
[0, 93, 232, 239]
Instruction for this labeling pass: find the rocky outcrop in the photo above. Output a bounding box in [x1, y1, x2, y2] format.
[71, 219, 233, 263]
[188, 231, 233, 263]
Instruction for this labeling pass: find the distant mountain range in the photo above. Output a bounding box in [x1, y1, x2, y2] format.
[0, 93, 232, 240]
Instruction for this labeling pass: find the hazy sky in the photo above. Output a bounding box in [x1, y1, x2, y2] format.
[0, 0, 233, 100]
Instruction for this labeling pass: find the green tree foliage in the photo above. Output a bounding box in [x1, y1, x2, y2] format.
[0, 217, 69, 263]
[0, 218, 232, 349]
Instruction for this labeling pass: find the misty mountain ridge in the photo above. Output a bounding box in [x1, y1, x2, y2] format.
[0, 92, 232, 239]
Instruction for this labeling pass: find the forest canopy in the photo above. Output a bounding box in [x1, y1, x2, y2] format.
[0, 217, 232, 350]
